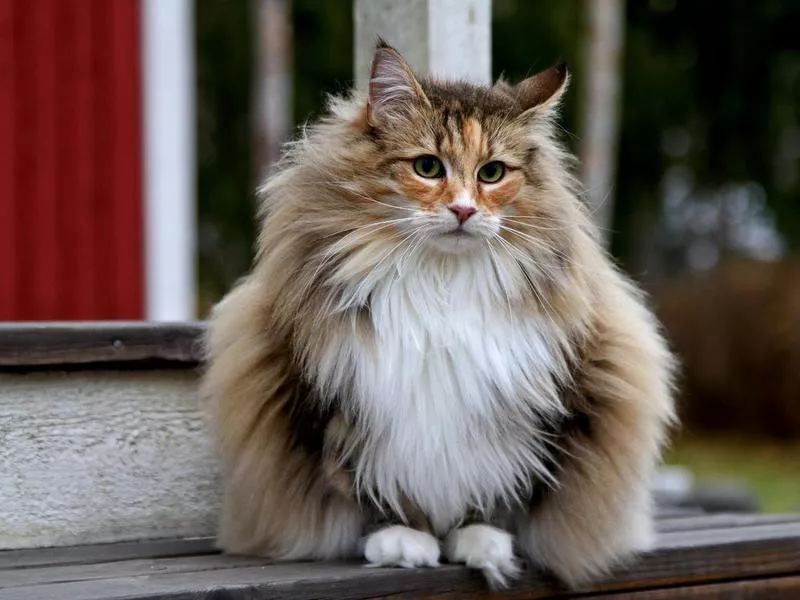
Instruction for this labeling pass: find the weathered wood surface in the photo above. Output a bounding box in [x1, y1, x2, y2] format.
[0, 369, 219, 549]
[0, 322, 204, 368]
[1, 514, 799, 599]
[6, 512, 781, 573]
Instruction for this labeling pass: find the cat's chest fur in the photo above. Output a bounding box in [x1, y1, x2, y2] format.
[317, 254, 571, 533]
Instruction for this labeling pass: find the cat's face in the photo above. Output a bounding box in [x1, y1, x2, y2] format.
[357, 42, 570, 255]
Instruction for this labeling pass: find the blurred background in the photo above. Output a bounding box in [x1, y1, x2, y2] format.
[0, 0, 798, 512]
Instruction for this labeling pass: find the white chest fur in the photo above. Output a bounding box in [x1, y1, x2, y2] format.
[315, 252, 571, 533]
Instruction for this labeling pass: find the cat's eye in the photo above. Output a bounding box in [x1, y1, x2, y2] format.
[477, 161, 505, 184]
[413, 155, 445, 179]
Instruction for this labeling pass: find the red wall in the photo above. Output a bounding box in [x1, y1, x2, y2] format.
[0, 0, 143, 321]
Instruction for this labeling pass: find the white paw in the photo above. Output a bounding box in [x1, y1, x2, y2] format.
[364, 525, 441, 569]
[446, 524, 520, 589]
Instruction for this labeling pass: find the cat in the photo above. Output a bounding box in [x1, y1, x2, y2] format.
[202, 39, 676, 589]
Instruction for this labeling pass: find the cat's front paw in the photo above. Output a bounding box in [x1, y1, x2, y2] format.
[364, 525, 441, 569]
[446, 524, 520, 589]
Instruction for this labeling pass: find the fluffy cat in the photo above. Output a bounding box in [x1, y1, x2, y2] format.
[203, 40, 676, 589]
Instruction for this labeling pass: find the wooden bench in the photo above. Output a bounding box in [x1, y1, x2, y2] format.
[2, 324, 799, 598]
[3, 513, 800, 599]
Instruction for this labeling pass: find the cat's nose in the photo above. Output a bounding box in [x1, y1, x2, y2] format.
[448, 205, 477, 224]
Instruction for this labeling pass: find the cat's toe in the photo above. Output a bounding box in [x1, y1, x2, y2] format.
[364, 525, 441, 569]
[445, 524, 520, 589]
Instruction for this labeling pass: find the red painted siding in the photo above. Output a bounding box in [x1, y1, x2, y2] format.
[0, 0, 143, 321]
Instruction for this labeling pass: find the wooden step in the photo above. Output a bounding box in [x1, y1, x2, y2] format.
[2, 513, 800, 599]
[0, 323, 215, 550]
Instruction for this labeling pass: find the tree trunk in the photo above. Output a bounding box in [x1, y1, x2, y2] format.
[253, 0, 292, 181]
[579, 0, 625, 242]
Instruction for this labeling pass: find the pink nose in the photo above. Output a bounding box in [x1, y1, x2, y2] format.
[448, 205, 477, 224]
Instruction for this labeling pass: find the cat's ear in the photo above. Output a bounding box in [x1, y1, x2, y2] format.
[367, 39, 429, 126]
[515, 61, 569, 114]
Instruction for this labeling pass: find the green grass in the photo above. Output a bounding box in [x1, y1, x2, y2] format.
[667, 435, 800, 513]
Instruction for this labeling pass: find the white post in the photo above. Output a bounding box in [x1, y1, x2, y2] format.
[354, 0, 491, 90]
[142, 0, 196, 321]
[579, 0, 625, 239]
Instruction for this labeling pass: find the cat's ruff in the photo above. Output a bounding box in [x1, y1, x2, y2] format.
[313, 250, 569, 535]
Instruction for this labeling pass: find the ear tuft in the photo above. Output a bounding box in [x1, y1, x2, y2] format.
[515, 61, 569, 112]
[375, 36, 393, 51]
[367, 40, 428, 126]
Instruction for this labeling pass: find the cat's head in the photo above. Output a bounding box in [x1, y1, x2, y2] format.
[350, 40, 574, 255]
[261, 41, 592, 308]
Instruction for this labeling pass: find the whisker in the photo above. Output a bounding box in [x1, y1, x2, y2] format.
[484, 238, 513, 316]
[343, 229, 420, 309]
[325, 182, 419, 214]
[492, 234, 560, 323]
[498, 224, 578, 266]
[503, 213, 615, 234]
[296, 219, 415, 303]
[320, 216, 417, 244]
[397, 227, 431, 275]
[501, 217, 579, 233]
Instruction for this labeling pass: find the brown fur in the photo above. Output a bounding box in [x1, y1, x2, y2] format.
[203, 42, 676, 587]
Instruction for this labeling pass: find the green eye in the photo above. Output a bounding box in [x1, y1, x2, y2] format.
[477, 161, 505, 183]
[413, 155, 444, 178]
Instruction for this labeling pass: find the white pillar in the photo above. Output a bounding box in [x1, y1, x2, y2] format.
[142, 0, 196, 321]
[354, 0, 491, 90]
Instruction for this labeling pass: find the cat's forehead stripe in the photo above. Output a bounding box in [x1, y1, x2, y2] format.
[421, 80, 523, 118]
[433, 113, 491, 174]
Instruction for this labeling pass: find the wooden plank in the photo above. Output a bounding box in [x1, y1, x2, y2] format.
[0, 322, 204, 368]
[0, 370, 219, 549]
[654, 506, 705, 519]
[378, 576, 800, 599]
[657, 512, 800, 533]
[2, 512, 789, 570]
[0, 562, 489, 600]
[594, 575, 800, 599]
[4, 520, 800, 600]
[5, 513, 794, 571]
[1, 555, 266, 589]
[0, 538, 216, 570]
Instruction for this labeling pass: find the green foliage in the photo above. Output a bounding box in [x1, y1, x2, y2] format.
[292, 0, 353, 123]
[196, 0, 800, 302]
[196, 0, 256, 296]
[616, 0, 800, 269]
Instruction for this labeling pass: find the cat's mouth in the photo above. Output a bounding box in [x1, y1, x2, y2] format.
[429, 227, 482, 253]
[442, 228, 473, 237]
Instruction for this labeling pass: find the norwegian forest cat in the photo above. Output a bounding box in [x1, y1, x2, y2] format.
[203, 41, 676, 589]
